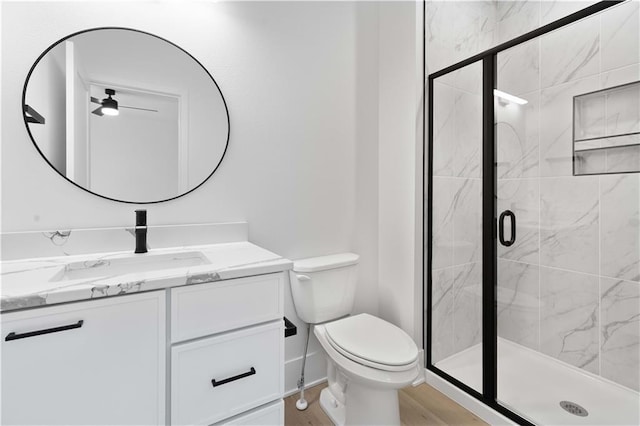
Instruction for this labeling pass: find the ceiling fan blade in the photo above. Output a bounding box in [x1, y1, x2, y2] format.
[91, 107, 104, 116]
[120, 105, 159, 113]
[90, 97, 102, 105]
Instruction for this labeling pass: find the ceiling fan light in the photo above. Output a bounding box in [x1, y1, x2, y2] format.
[101, 96, 119, 116]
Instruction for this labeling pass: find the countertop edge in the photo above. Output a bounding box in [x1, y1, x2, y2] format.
[1, 243, 293, 314]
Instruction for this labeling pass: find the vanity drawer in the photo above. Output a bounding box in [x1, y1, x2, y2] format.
[171, 321, 284, 426]
[217, 400, 284, 425]
[171, 273, 284, 342]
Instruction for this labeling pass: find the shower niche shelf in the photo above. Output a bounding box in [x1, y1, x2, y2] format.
[573, 80, 640, 175]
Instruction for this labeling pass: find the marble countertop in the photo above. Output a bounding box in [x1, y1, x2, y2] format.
[0, 242, 292, 312]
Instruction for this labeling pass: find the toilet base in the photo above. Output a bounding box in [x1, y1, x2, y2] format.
[320, 387, 346, 426]
[319, 381, 401, 426]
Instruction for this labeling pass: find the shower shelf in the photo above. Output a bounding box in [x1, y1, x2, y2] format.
[574, 133, 640, 152]
[574, 131, 640, 143]
[573, 80, 640, 175]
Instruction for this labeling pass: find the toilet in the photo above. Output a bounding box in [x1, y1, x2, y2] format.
[289, 253, 420, 426]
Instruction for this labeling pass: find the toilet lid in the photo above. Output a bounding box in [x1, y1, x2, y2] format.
[324, 314, 418, 367]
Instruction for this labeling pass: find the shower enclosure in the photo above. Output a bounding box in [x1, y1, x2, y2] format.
[425, 1, 639, 424]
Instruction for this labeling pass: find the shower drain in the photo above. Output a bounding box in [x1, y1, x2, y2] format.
[559, 401, 589, 417]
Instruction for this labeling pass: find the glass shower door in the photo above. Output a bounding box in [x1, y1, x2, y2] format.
[429, 60, 483, 393]
[495, 3, 640, 423]
[494, 36, 542, 423]
[427, 2, 638, 425]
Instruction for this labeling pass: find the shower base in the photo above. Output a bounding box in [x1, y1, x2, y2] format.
[435, 338, 639, 425]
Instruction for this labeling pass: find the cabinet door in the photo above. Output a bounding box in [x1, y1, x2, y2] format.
[1, 292, 166, 425]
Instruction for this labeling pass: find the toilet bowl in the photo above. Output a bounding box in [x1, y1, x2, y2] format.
[314, 314, 420, 425]
[289, 254, 419, 426]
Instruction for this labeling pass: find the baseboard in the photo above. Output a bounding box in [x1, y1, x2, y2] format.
[283, 378, 328, 398]
[424, 369, 515, 425]
[284, 350, 328, 396]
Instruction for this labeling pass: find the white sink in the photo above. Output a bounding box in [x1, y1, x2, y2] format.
[49, 251, 210, 282]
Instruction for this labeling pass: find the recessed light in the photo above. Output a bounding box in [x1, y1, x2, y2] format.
[494, 89, 528, 105]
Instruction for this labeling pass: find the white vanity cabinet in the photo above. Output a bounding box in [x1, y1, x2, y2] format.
[1, 291, 166, 426]
[170, 273, 285, 426]
[0, 272, 286, 426]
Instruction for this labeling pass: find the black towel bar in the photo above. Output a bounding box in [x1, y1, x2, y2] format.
[284, 316, 297, 338]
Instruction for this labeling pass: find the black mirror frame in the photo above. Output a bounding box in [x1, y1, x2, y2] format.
[21, 26, 230, 204]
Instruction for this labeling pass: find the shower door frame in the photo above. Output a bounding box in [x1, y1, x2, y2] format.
[424, 2, 623, 424]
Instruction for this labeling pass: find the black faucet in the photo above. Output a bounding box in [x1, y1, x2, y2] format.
[134, 209, 147, 254]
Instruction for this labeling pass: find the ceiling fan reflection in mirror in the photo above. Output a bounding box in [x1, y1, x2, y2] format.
[90, 88, 158, 117]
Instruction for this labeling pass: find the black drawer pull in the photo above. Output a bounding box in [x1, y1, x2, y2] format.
[5, 320, 84, 341]
[211, 367, 256, 388]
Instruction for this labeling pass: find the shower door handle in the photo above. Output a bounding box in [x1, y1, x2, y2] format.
[499, 210, 516, 247]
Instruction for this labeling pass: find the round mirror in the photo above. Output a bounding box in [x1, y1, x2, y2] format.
[23, 28, 229, 203]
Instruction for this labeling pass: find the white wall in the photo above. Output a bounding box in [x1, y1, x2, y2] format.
[378, 1, 423, 343]
[2, 0, 425, 393]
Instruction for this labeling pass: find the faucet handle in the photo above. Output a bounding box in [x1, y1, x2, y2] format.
[135, 209, 147, 227]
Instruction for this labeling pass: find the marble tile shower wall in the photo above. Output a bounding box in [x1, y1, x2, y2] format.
[494, 0, 640, 392]
[428, 1, 600, 363]
[429, 0, 639, 392]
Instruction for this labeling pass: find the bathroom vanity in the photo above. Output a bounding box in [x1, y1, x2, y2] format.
[7, 24, 287, 421]
[0, 228, 291, 426]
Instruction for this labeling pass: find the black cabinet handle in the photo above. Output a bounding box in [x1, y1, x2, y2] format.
[499, 210, 516, 247]
[211, 367, 256, 388]
[5, 320, 84, 341]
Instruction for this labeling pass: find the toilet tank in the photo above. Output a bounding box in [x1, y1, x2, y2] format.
[289, 253, 359, 324]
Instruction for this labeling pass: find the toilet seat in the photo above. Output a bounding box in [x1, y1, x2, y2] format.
[324, 314, 418, 372]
